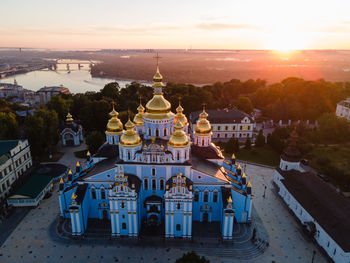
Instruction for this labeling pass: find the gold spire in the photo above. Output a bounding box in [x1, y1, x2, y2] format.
[175, 100, 188, 126]
[247, 181, 252, 187]
[119, 119, 142, 147]
[76, 161, 80, 167]
[144, 61, 175, 120]
[194, 105, 212, 135]
[231, 153, 236, 159]
[71, 192, 77, 200]
[242, 172, 246, 178]
[106, 102, 123, 135]
[227, 196, 232, 203]
[59, 177, 64, 184]
[86, 151, 90, 156]
[168, 120, 190, 148]
[66, 112, 73, 123]
[68, 169, 72, 175]
[133, 97, 145, 126]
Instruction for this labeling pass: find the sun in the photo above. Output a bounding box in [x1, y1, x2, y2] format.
[266, 31, 306, 54]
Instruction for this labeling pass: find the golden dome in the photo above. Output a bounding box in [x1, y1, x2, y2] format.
[66, 112, 73, 123]
[106, 103, 123, 135]
[119, 120, 142, 147]
[194, 108, 212, 135]
[133, 102, 145, 126]
[175, 102, 188, 126]
[168, 120, 190, 148]
[144, 65, 175, 120]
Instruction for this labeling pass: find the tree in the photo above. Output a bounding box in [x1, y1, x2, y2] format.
[255, 130, 265, 147]
[236, 96, 253, 114]
[100, 82, 120, 99]
[86, 131, 105, 154]
[46, 95, 69, 121]
[24, 109, 59, 158]
[224, 138, 235, 154]
[175, 251, 210, 263]
[0, 112, 19, 139]
[317, 113, 350, 143]
[233, 138, 240, 153]
[245, 138, 252, 150]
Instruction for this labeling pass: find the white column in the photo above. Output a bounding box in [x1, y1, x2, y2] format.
[183, 213, 187, 237]
[70, 211, 76, 235]
[58, 195, 63, 216]
[75, 212, 81, 234]
[111, 211, 116, 235]
[229, 214, 234, 239]
[165, 212, 169, 237]
[133, 212, 137, 236]
[187, 213, 192, 237]
[223, 215, 228, 238]
[170, 212, 174, 237]
[128, 201, 132, 236]
[116, 212, 120, 236]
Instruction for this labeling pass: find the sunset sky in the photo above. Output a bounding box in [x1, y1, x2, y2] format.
[1, 0, 350, 50]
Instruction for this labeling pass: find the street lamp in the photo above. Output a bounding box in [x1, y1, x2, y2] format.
[263, 185, 267, 198]
[311, 250, 316, 263]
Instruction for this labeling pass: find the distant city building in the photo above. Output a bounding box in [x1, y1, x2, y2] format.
[58, 65, 252, 240]
[0, 140, 33, 202]
[36, 85, 70, 104]
[0, 79, 24, 99]
[190, 109, 255, 140]
[60, 113, 83, 146]
[273, 129, 350, 263]
[336, 97, 350, 121]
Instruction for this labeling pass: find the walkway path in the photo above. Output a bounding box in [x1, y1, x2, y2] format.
[0, 163, 329, 263]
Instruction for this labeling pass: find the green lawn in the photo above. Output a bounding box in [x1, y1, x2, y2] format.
[74, 149, 88, 158]
[235, 145, 280, 167]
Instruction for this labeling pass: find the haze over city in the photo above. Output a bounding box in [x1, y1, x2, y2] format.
[1, 0, 350, 50]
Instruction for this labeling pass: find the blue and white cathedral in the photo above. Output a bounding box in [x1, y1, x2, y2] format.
[58, 65, 253, 240]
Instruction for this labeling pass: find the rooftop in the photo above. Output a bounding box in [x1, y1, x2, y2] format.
[278, 168, 350, 252]
[190, 109, 252, 124]
[9, 174, 53, 199]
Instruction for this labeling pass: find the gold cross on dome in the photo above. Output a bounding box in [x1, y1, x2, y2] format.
[153, 52, 162, 67]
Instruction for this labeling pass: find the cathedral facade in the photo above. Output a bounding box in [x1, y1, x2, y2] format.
[58, 65, 252, 239]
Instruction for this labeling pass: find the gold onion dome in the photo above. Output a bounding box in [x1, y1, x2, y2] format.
[66, 112, 73, 123]
[119, 119, 141, 147]
[194, 107, 212, 135]
[175, 102, 188, 126]
[106, 104, 123, 135]
[168, 120, 190, 148]
[133, 103, 145, 126]
[144, 66, 175, 120]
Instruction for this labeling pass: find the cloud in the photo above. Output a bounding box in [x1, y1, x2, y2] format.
[196, 23, 260, 31]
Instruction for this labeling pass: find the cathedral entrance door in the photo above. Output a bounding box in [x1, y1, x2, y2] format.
[203, 212, 209, 223]
[102, 210, 108, 220]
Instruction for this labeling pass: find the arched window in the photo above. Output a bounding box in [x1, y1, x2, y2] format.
[156, 128, 159, 137]
[152, 179, 156, 190]
[121, 201, 125, 208]
[101, 189, 106, 200]
[91, 188, 96, 199]
[213, 191, 218, 203]
[204, 191, 208, 202]
[177, 203, 181, 210]
[148, 128, 151, 136]
[176, 224, 181, 231]
[144, 178, 148, 190]
[122, 222, 126, 229]
[127, 151, 131, 160]
[164, 128, 167, 136]
[194, 191, 199, 202]
[177, 151, 180, 161]
[202, 139, 204, 146]
[184, 151, 187, 159]
[152, 168, 156, 176]
[160, 178, 164, 190]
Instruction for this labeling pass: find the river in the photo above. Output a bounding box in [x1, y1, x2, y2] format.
[1, 62, 151, 94]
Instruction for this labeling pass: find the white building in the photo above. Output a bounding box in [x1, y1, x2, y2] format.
[190, 109, 255, 141]
[0, 140, 33, 202]
[36, 85, 70, 104]
[274, 129, 350, 263]
[336, 97, 350, 121]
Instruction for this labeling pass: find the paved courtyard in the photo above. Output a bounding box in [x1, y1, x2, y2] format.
[0, 162, 330, 263]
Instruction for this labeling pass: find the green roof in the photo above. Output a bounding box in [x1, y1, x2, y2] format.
[0, 140, 20, 165]
[0, 140, 20, 156]
[10, 174, 53, 199]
